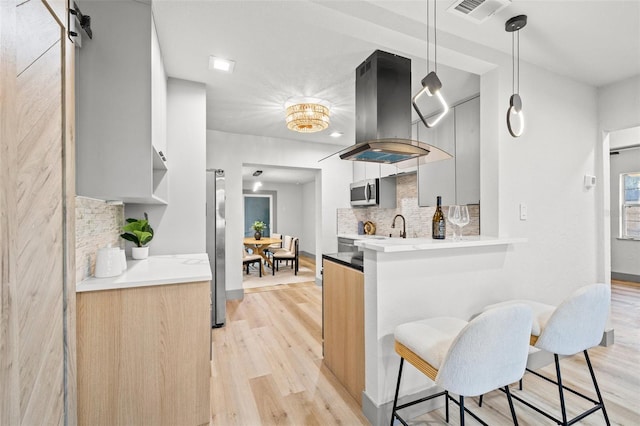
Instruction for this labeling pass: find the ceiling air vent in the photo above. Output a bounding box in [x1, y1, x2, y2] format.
[447, 0, 511, 23]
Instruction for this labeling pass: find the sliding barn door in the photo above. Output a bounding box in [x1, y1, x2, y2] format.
[1, 0, 76, 424]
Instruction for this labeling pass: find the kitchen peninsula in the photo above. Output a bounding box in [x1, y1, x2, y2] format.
[347, 236, 525, 424]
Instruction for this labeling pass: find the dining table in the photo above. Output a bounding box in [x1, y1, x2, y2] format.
[243, 237, 282, 276]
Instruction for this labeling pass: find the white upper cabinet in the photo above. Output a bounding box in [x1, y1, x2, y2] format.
[417, 108, 456, 206]
[454, 97, 480, 205]
[418, 96, 480, 206]
[353, 161, 380, 182]
[76, 1, 168, 204]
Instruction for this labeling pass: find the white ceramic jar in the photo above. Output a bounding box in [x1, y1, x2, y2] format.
[95, 247, 123, 277]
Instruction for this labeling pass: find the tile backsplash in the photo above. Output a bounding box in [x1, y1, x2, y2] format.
[75, 196, 124, 283]
[337, 174, 480, 238]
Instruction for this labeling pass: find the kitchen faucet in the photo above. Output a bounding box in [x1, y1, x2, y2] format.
[391, 214, 406, 239]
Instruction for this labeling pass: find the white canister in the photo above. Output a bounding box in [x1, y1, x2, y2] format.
[119, 249, 127, 271]
[95, 247, 123, 277]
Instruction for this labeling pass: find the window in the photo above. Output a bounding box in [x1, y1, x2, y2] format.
[621, 172, 640, 239]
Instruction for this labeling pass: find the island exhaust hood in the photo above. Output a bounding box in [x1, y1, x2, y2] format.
[337, 50, 452, 165]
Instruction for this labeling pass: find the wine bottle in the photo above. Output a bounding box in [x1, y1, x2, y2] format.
[432, 196, 446, 239]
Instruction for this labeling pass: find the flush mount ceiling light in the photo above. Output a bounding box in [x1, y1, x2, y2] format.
[506, 15, 527, 138]
[208, 56, 235, 73]
[412, 0, 449, 129]
[285, 98, 330, 133]
[330, 131, 343, 138]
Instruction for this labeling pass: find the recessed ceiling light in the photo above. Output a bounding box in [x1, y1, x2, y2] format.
[209, 56, 235, 73]
[330, 131, 343, 138]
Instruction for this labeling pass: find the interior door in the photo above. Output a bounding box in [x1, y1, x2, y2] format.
[1, 0, 75, 423]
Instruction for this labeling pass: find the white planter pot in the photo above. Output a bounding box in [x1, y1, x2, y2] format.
[131, 246, 149, 260]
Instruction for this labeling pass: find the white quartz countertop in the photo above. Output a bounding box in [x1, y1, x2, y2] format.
[76, 253, 212, 293]
[337, 234, 389, 240]
[354, 236, 526, 252]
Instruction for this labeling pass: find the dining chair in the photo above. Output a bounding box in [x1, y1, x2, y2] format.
[264, 232, 282, 260]
[481, 283, 611, 425]
[272, 237, 299, 275]
[270, 234, 292, 265]
[242, 247, 262, 277]
[391, 303, 533, 426]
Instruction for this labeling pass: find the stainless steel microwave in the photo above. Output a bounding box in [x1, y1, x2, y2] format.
[350, 179, 378, 206]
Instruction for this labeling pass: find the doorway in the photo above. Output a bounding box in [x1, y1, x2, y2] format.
[607, 126, 640, 283]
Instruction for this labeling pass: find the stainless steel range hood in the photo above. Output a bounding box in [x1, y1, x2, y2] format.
[337, 50, 452, 164]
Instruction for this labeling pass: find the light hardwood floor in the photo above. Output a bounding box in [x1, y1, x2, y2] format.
[211, 270, 640, 425]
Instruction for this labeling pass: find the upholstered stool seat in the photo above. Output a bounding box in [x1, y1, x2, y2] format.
[394, 317, 467, 373]
[390, 304, 533, 426]
[480, 284, 611, 425]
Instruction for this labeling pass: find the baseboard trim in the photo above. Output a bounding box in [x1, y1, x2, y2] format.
[361, 386, 444, 426]
[612, 272, 640, 283]
[600, 328, 615, 347]
[300, 250, 314, 258]
[226, 289, 244, 300]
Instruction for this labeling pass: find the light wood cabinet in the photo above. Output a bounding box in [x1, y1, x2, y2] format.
[77, 281, 210, 426]
[418, 96, 480, 206]
[323, 259, 364, 405]
[76, 1, 168, 204]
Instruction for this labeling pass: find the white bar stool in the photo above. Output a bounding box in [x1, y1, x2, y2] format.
[390, 303, 533, 425]
[482, 283, 611, 425]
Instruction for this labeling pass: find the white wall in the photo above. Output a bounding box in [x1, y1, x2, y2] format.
[126, 78, 207, 255]
[495, 60, 600, 303]
[207, 130, 351, 294]
[610, 147, 640, 278]
[301, 179, 317, 255]
[598, 75, 640, 133]
[452, 46, 601, 304]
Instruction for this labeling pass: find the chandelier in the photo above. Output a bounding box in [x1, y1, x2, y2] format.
[285, 101, 330, 133]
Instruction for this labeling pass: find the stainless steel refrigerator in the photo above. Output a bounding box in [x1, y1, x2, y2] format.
[206, 169, 226, 327]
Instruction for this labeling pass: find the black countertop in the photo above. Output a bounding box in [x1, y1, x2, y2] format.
[322, 252, 364, 272]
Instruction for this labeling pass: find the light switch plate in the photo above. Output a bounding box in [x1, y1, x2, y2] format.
[519, 203, 527, 221]
[584, 175, 596, 188]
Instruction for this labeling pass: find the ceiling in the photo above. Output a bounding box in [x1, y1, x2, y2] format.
[152, 0, 640, 147]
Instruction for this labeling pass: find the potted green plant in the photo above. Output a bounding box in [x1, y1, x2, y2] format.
[120, 212, 154, 259]
[251, 220, 266, 240]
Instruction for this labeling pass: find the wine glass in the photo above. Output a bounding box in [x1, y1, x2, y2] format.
[458, 205, 470, 239]
[447, 205, 461, 240]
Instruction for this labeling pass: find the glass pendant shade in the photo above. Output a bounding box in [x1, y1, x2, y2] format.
[285, 103, 330, 133]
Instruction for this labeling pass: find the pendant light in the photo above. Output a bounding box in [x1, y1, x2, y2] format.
[412, 0, 449, 128]
[505, 15, 527, 138]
